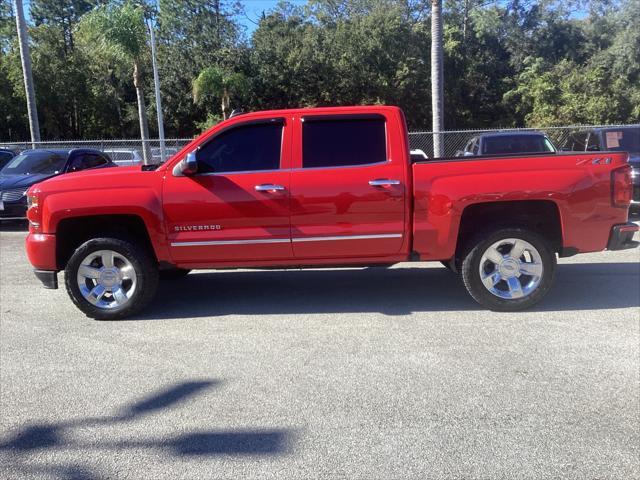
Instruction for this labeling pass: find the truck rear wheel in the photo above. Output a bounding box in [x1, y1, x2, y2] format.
[64, 237, 159, 320]
[460, 228, 556, 311]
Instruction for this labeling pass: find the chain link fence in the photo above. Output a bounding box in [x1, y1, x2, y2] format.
[1, 124, 638, 163]
[408, 124, 639, 158]
[0, 139, 194, 164]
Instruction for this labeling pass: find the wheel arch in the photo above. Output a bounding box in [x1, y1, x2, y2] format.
[454, 200, 564, 266]
[55, 214, 158, 270]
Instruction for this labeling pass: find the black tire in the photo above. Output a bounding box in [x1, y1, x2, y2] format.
[460, 227, 556, 311]
[64, 237, 159, 320]
[160, 268, 191, 280]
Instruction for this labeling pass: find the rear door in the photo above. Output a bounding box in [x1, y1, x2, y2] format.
[289, 112, 407, 259]
[162, 117, 293, 264]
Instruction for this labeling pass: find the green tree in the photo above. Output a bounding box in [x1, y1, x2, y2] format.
[193, 65, 248, 123]
[156, 0, 244, 136]
[0, 1, 29, 141]
[77, 2, 152, 161]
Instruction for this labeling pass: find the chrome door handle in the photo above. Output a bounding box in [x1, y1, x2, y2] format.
[255, 184, 285, 192]
[369, 179, 401, 186]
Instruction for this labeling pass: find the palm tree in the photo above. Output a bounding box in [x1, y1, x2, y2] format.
[14, 0, 40, 145]
[77, 2, 151, 163]
[431, 0, 444, 158]
[193, 66, 248, 121]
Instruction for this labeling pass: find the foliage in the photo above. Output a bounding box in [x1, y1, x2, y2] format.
[76, 0, 152, 153]
[0, 0, 638, 141]
[193, 65, 249, 120]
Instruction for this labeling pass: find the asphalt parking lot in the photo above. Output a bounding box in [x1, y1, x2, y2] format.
[1, 222, 639, 479]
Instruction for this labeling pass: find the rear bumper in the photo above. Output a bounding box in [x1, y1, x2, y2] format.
[607, 223, 639, 251]
[34, 270, 58, 289]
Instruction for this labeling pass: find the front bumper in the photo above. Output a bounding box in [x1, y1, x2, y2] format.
[25, 233, 57, 271]
[25, 233, 59, 289]
[0, 199, 27, 219]
[607, 223, 639, 251]
[631, 166, 640, 207]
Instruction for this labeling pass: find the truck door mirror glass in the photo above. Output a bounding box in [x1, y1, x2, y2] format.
[180, 151, 199, 175]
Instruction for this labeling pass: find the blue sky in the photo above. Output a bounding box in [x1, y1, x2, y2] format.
[20, 0, 304, 36]
[239, 0, 307, 35]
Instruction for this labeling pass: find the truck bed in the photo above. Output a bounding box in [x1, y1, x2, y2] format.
[411, 151, 630, 260]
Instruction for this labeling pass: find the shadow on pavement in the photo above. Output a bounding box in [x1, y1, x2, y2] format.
[0, 380, 293, 479]
[137, 262, 639, 320]
[0, 219, 28, 232]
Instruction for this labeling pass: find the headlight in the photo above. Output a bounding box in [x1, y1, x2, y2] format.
[27, 192, 38, 209]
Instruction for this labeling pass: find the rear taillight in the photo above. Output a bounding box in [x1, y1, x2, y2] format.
[612, 165, 632, 207]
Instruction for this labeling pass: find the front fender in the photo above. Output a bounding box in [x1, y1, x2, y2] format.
[40, 185, 170, 263]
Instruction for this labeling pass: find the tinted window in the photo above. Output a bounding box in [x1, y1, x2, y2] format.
[69, 153, 108, 171]
[568, 132, 588, 151]
[0, 151, 14, 167]
[482, 135, 555, 155]
[602, 128, 640, 153]
[196, 122, 283, 173]
[587, 132, 601, 151]
[1, 152, 67, 175]
[303, 118, 386, 168]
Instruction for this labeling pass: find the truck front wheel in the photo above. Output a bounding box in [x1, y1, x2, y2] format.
[64, 237, 159, 320]
[460, 228, 556, 311]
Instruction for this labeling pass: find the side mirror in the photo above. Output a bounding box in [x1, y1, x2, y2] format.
[179, 151, 198, 176]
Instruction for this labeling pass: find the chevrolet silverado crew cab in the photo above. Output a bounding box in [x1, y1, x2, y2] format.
[24, 106, 638, 320]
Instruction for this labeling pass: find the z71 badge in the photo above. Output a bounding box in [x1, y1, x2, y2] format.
[174, 224, 222, 232]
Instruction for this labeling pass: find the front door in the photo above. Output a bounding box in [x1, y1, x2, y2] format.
[163, 118, 292, 264]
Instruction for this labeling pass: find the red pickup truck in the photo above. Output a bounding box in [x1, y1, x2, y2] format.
[24, 106, 638, 319]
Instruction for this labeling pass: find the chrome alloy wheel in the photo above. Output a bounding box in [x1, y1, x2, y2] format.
[76, 250, 137, 309]
[478, 238, 544, 300]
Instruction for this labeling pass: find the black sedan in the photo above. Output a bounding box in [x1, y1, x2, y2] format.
[0, 148, 114, 220]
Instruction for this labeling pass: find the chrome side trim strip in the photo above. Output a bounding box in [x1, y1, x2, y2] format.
[171, 233, 403, 247]
[292, 233, 403, 243]
[171, 238, 291, 247]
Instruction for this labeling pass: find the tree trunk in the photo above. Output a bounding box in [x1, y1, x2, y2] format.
[462, 0, 471, 45]
[133, 61, 151, 164]
[431, 0, 445, 158]
[14, 0, 40, 145]
[221, 88, 229, 120]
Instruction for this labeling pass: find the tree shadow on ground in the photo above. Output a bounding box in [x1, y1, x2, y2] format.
[0, 380, 292, 479]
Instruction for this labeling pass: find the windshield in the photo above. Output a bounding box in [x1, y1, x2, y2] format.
[602, 128, 640, 153]
[0, 152, 67, 175]
[482, 135, 555, 155]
